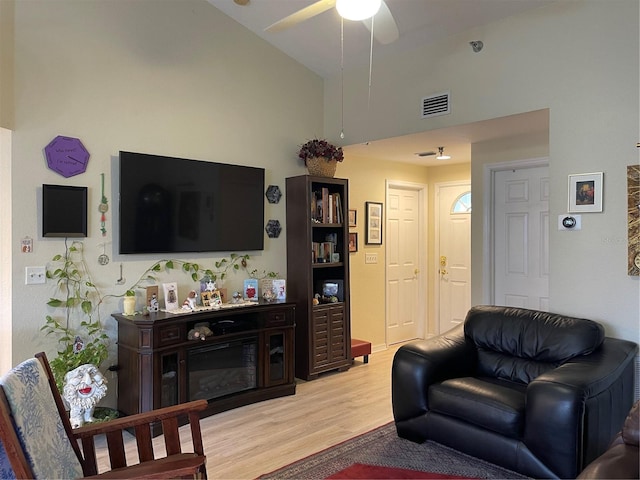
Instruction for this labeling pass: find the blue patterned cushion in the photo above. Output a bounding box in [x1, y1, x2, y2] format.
[0, 358, 83, 479]
[0, 440, 16, 479]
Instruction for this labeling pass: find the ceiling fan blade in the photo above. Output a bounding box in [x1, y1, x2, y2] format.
[362, 0, 399, 44]
[265, 0, 336, 33]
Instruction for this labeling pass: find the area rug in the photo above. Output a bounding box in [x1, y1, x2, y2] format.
[259, 423, 528, 479]
[327, 463, 474, 479]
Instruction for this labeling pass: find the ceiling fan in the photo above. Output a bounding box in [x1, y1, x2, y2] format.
[236, 0, 399, 45]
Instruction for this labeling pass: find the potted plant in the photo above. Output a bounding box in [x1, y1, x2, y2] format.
[298, 138, 344, 177]
[42, 241, 109, 393]
[123, 289, 136, 315]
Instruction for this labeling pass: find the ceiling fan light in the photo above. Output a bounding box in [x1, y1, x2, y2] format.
[436, 146, 451, 160]
[336, 0, 382, 21]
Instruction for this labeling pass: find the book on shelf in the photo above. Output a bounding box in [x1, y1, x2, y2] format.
[312, 241, 335, 263]
[310, 190, 343, 224]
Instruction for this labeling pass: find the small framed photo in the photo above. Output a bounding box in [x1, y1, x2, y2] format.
[243, 278, 259, 301]
[568, 172, 603, 213]
[349, 232, 358, 252]
[162, 282, 179, 311]
[201, 291, 212, 307]
[348, 209, 357, 227]
[365, 201, 383, 245]
[211, 290, 223, 306]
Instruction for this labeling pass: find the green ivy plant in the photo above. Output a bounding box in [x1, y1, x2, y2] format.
[42, 241, 109, 391]
[249, 269, 279, 280]
[41, 245, 263, 391]
[125, 253, 252, 290]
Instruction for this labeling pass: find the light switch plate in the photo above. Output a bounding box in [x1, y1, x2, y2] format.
[25, 266, 46, 285]
[365, 253, 378, 264]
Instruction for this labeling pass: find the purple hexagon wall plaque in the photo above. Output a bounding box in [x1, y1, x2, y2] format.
[44, 136, 90, 178]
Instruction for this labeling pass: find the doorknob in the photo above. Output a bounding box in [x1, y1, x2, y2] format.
[414, 268, 419, 275]
[440, 269, 448, 276]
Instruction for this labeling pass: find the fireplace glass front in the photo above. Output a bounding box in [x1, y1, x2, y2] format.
[187, 337, 258, 401]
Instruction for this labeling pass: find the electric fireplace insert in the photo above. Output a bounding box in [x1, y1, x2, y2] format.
[187, 337, 258, 401]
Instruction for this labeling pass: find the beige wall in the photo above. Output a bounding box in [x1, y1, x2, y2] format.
[0, 128, 11, 373]
[326, 1, 640, 342]
[336, 157, 469, 348]
[0, 0, 14, 129]
[9, 0, 324, 383]
[0, 0, 14, 374]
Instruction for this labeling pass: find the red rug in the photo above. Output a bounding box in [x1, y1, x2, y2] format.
[327, 463, 475, 479]
[258, 423, 526, 479]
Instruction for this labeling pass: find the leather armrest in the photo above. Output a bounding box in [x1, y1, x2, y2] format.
[524, 338, 638, 478]
[392, 323, 476, 421]
[577, 443, 639, 479]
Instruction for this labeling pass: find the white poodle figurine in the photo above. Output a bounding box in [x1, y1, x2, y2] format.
[63, 364, 108, 428]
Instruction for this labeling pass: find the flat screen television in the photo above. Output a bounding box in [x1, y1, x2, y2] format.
[42, 184, 88, 238]
[119, 151, 265, 254]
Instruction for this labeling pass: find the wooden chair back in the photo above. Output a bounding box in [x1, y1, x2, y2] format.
[0, 352, 207, 479]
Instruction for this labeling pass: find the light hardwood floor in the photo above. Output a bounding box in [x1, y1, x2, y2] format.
[96, 344, 401, 479]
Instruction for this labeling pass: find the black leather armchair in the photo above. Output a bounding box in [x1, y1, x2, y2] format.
[392, 306, 638, 479]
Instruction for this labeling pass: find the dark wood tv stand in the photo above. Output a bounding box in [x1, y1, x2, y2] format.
[112, 301, 295, 429]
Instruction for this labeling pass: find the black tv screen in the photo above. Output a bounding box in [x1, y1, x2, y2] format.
[42, 184, 88, 238]
[119, 151, 265, 254]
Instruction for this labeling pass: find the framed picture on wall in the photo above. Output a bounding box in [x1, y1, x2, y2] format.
[568, 172, 603, 213]
[348, 209, 357, 227]
[365, 201, 383, 245]
[349, 232, 358, 252]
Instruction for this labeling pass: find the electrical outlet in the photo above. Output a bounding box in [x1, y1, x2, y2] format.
[365, 253, 378, 264]
[25, 266, 46, 285]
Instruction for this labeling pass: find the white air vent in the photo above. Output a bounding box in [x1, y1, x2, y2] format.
[421, 91, 450, 119]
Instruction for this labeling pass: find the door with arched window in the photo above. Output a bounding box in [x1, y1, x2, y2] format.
[436, 182, 471, 334]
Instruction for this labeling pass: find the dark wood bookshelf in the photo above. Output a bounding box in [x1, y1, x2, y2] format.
[286, 175, 351, 380]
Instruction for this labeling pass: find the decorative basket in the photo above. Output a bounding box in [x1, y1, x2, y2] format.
[306, 157, 337, 178]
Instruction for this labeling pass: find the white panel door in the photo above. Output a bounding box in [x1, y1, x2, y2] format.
[437, 183, 471, 334]
[494, 166, 549, 309]
[386, 186, 422, 344]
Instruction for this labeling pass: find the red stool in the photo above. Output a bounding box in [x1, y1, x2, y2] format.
[351, 338, 372, 364]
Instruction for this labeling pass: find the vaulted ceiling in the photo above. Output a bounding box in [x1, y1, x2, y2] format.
[206, 0, 552, 165]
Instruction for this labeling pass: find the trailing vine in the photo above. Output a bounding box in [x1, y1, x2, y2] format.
[124, 253, 252, 293]
[42, 240, 109, 391]
[41, 242, 269, 390]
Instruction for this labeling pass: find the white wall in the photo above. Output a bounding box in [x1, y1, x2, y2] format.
[325, 1, 640, 342]
[0, 127, 12, 373]
[10, 0, 324, 380]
